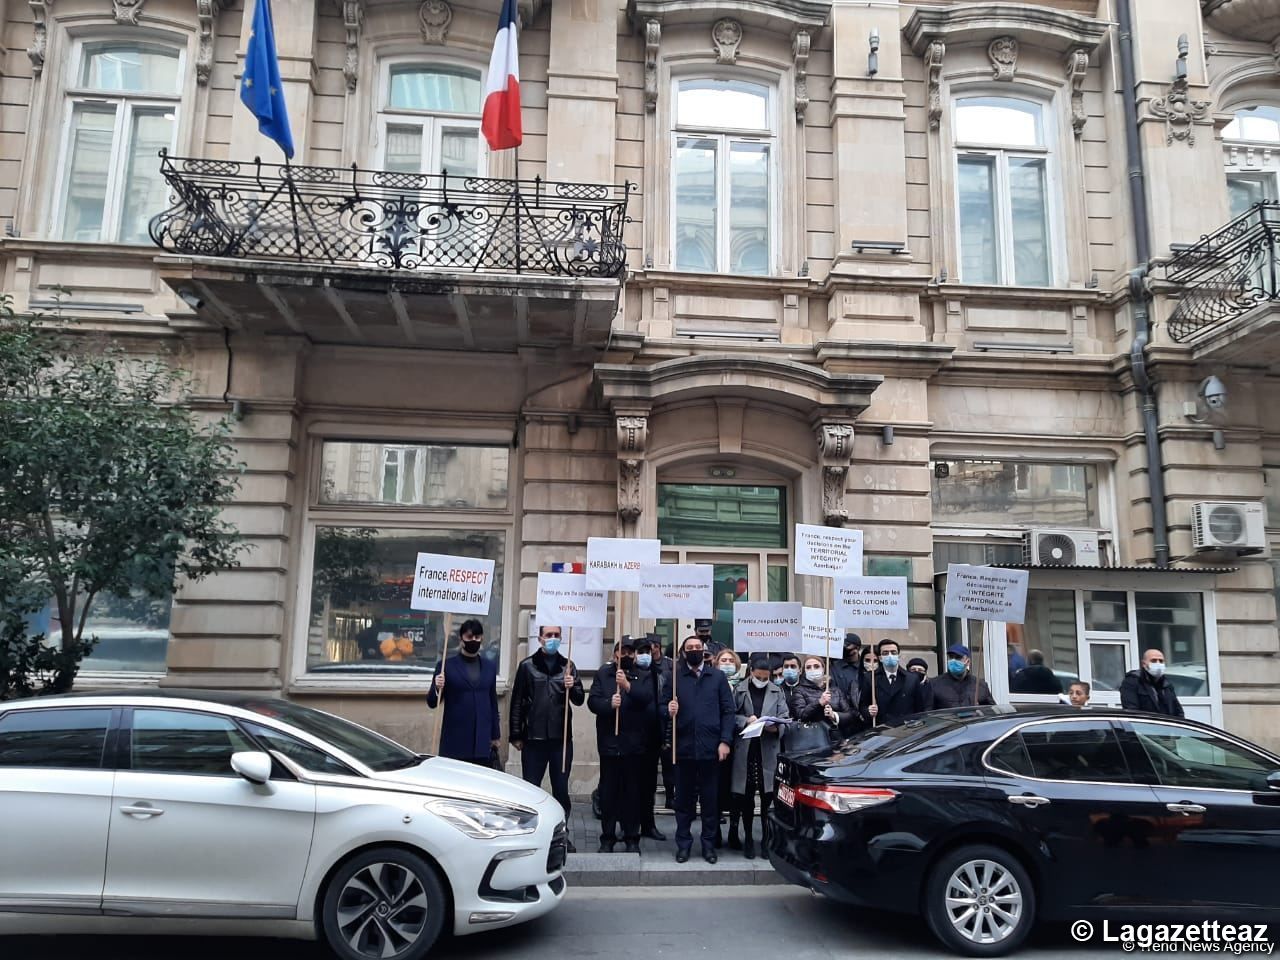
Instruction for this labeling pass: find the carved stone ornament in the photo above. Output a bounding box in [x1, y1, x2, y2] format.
[112, 0, 145, 25]
[926, 40, 945, 131]
[793, 30, 811, 120]
[1065, 48, 1089, 137]
[618, 459, 644, 522]
[643, 18, 661, 112]
[419, 0, 452, 45]
[343, 0, 364, 92]
[712, 18, 742, 66]
[616, 415, 649, 456]
[988, 36, 1018, 80]
[1148, 74, 1212, 146]
[196, 0, 233, 86]
[822, 466, 849, 526]
[815, 422, 855, 527]
[28, 0, 52, 78]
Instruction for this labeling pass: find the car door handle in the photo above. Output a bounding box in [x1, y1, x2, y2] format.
[1008, 794, 1051, 808]
[119, 804, 164, 818]
[1166, 802, 1206, 816]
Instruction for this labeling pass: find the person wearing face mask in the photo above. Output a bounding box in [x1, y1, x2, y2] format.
[712, 648, 743, 849]
[907, 657, 935, 710]
[858, 638, 926, 728]
[587, 638, 655, 853]
[509, 624, 585, 847]
[777, 653, 804, 717]
[830, 633, 864, 703]
[1120, 649, 1184, 717]
[635, 636, 668, 842]
[729, 654, 790, 860]
[648, 635, 677, 815]
[929, 644, 995, 709]
[793, 655, 858, 738]
[426, 619, 501, 768]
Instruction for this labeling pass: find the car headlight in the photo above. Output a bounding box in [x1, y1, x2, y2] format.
[426, 799, 539, 839]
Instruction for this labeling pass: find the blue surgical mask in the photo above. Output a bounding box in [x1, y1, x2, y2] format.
[781, 667, 799, 683]
[636, 653, 652, 669]
[719, 663, 737, 676]
[947, 658, 967, 678]
[882, 654, 899, 670]
[542, 637, 561, 655]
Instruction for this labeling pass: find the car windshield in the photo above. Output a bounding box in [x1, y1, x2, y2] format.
[825, 706, 1018, 763]
[240, 700, 420, 772]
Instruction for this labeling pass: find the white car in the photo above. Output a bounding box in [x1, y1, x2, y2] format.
[0, 690, 567, 959]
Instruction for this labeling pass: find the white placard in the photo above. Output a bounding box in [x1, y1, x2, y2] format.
[409, 552, 496, 615]
[942, 564, 1029, 624]
[585, 537, 661, 592]
[638, 564, 714, 619]
[733, 602, 803, 654]
[801, 606, 843, 659]
[834, 576, 910, 630]
[534, 572, 608, 629]
[527, 614, 604, 672]
[794, 523, 864, 578]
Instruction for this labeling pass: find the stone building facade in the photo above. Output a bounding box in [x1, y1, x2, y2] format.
[2, 0, 1278, 773]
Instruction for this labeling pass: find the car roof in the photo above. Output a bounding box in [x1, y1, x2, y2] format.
[1, 688, 287, 709]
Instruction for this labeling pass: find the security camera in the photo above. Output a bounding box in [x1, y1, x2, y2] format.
[177, 288, 204, 311]
[1199, 376, 1227, 411]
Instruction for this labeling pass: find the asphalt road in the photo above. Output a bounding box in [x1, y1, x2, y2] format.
[0, 888, 1182, 960]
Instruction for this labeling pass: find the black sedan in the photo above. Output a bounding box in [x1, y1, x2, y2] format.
[768, 706, 1280, 956]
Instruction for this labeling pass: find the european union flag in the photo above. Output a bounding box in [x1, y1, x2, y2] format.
[240, 0, 294, 159]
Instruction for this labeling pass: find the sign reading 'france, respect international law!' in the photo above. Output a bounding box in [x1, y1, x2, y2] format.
[794, 523, 864, 578]
[801, 606, 843, 659]
[410, 553, 496, 616]
[585, 537, 662, 592]
[834, 576, 910, 630]
[638, 564, 714, 620]
[942, 564, 1030, 624]
[534, 572, 608, 628]
[733, 602, 804, 654]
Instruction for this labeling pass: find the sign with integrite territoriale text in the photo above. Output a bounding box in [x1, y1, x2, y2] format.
[534, 572, 608, 629]
[585, 537, 661, 592]
[410, 553, 496, 616]
[638, 564, 713, 619]
[834, 576, 910, 630]
[942, 564, 1029, 624]
[801, 606, 843, 659]
[794, 523, 864, 578]
[733, 602, 803, 654]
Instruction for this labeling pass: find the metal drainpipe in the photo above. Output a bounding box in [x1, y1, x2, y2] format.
[1117, 0, 1171, 567]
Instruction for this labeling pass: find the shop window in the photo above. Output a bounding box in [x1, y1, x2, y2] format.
[54, 41, 182, 243]
[31, 591, 171, 675]
[657, 483, 786, 548]
[1135, 593, 1208, 698]
[930, 460, 1099, 528]
[1007, 589, 1078, 694]
[378, 62, 484, 176]
[321, 441, 509, 510]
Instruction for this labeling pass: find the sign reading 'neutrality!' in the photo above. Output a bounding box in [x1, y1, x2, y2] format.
[410, 553, 496, 616]
[942, 564, 1029, 624]
[534, 573, 608, 628]
[794, 523, 864, 578]
[638, 564, 713, 619]
[585, 537, 661, 592]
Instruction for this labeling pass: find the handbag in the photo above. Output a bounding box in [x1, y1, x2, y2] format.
[781, 721, 836, 755]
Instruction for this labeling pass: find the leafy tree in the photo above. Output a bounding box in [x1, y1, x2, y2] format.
[0, 294, 246, 698]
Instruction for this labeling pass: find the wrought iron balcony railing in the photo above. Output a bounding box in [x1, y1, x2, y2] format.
[148, 150, 632, 279]
[1161, 201, 1280, 343]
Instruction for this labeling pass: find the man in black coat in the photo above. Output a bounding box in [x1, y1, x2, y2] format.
[663, 634, 734, 864]
[635, 634, 669, 840]
[907, 657, 935, 710]
[588, 637, 655, 853]
[1011, 649, 1064, 695]
[427, 618, 500, 765]
[930, 644, 995, 709]
[830, 633, 864, 702]
[859, 638, 926, 727]
[509, 624, 585, 849]
[1120, 649, 1185, 717]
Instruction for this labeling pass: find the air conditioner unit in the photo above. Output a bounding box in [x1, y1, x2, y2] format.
[1191, 501, 1267, 554]
[1022, 528, 1102, 567]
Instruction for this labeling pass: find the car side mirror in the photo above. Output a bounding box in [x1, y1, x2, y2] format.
[1268, 770, 1280, 792]
[231, 750, 273, 785]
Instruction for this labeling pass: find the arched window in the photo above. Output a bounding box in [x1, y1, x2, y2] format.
[1222, 105, 1280, 218]
[55, 40, 183, 244]
[377, 62, 484, 176]
[954, 96, 1053, 286]
[672, 77, 775, 276]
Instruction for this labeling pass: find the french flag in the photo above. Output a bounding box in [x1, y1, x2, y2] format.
[481, 0, 522, 151]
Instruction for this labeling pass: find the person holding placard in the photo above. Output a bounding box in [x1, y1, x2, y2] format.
[929, 644, 995, 709]
[663, 635, 735, 864]
[509, 624, 585, 848]
[636, 635, 669, 841]
[830, 633, 864, 702]
[587, 638, 654, 854]
[646, 634, 677, 820]
[426, 619, 501, 767]
[730, 654, 790, 861]
[778, 653, 804, 719]
[858, 639, 926, 728]
[792, 655, 858, 738]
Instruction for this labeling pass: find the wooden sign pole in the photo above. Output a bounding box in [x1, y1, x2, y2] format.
[432, 632, 450, 755]
[561, 627, 575, 771]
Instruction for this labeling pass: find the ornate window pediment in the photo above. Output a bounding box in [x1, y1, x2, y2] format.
[904, 3, 1107, 58]
[627, 0, 829, 35]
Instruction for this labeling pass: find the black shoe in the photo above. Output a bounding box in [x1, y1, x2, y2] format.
[598, 840, 616, 854]
[703, 849, 718, 864]
[642, 827, 666, 841]
[624, 841, 641, 854]
[676, 849, 690, 863]
[566, 839, 577, 854]
[743, 838, 756, 860]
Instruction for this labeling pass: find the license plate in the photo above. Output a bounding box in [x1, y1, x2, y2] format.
[778, 782, 795, 807]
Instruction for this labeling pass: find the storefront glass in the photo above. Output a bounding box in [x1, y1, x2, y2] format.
[1136, 592, 1208, 697]
[657, 484, 787, 548]
[930, 460, 1099, 528]
[320, 441, 509, 510]
[1007, 589, 1079, 694]
[35, 592, 172, 673]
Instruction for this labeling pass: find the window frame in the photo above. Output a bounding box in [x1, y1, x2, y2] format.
[50, 37, 185, 245]
[124, 706, 259, 778]
[0, 705, 118, 770]
[981, 718, 1146, 789]
[374, 55, 487, 177]
[1122, 718, 1280, 795]
[669, 73, 779, 277]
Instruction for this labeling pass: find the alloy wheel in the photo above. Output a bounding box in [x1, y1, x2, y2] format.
[334, 860, 431, 959]
[942, 858, 1024, 945]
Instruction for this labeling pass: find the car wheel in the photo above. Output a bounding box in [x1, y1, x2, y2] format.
[923, 844, 1035, 957]
[320, 848, 447, 960]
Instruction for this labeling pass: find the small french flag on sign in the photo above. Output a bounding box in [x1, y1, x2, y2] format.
[550, 562, 584, 574]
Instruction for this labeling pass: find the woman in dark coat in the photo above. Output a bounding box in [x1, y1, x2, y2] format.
[792, 654, 859, 737]
[730, 654, 790, 859]
[426, 619, 500, 765]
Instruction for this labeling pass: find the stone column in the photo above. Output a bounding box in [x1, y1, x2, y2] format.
[544, 0, 618, 184]
[229, 0, 319, 161]
[814, 418, 855, 526]
[614, 407, 650, 638]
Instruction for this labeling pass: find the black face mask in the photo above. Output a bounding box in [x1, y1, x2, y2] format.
[461, 639, 482, 655]
[684, 650, 705, 668]
[620, 657, 635, 670]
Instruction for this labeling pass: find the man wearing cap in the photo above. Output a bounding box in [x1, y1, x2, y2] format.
[635, 634, 669, 840]
[906, 657, 935, 710]
[588, 638, 655, 853]
[694, 618, 725, 658]
[830, 632, 863, 702]
[930, 644, 995, 709]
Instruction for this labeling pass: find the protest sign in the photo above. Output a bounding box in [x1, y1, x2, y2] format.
[733, 602, 803, 654]
[585, 537, 661, 592]
[534, 572, 608, 629]
[834, 576, 910, 630]
[801, 606, 843, 659]
[942, 564, 1029, 624]
[638, 564, 713, 619]
[794, 524, 864, 577]
[410, 553, 495, 615]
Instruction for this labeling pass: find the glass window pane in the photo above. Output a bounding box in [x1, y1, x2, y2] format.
[1136, 593, 1207, 697]
[388, 65, 481, 114]
[987, 733, 1034, 778]
[79, 43, 181, 94]
[1089, 643, 1128, 692]
[1008, 589, 1077, 694]
[675, 137, 717, 271]
[0, 709, 112, 768]
[1009, 157, 1051, 286]
[1227, 175, 1271, 219]
[117, 107, 175, 244]
[77, 592, 172, 673]
[1022, 721, 1131, 783]
[243, 720, 355, 776]
[1224, 105, 1280, 143]
[384, 124, 424, 173]
[957, 157, 998, 284]
[712, 563, 748, 652]
[1132, 722, 1273, 792]
[321, 442, 509, 509]
[930, 460, 1099, 527]
[768, 564, 789, 602]
[932, 540, 1023, 574]
[729, 141, 769, 275]
[657, 484, 787, 548]
[61, 104, 116, 242]
[130, 709, 255, 776]
[240, 700, 417, 771]
[440, 126, 479, 176]
[306, 527, 505, 674]
[1085, 590, 1128, 632]
[955, 98, 1042, 147]
[677, 79, 769, 130]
